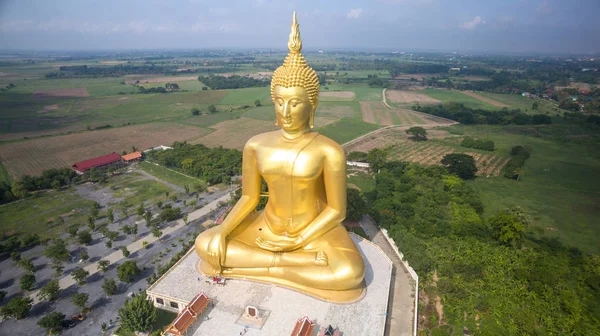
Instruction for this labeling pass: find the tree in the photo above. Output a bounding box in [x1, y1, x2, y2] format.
[0, 290, 6, 303]
[254, 99, 261, 107]
[131, 224, 138, 235]
[71, 268, 89, 286]
[137, 203, 145, 217]
[191, 107, 200, 116]
[159, 207, 181, 222]
[78, 230, 93, 245]
[121, 246, 131, 258]
[38, 311, 65, 335]
[194, 183, 205, 195]
[346, 188, 367, 221]
[107, 208, 114, 223]
[0, 296, 33, 320]
[68, 225, 79, 237]
[45, 238, 70, 262]
[151, 227, 163, 239]
[461, 136, 474, 148]
[144, 210, 153, 226]
[87, 216, 96, 230]
[98, 259, 110, 273]
[183, 213, 189, 225]
[184, 184, 190, 194]
[441, 153, 478, 179]
[102, 278, 118, 296]
[142, 241, 149, 249]
[38, 280, 61, 302]
[367, 148, 387, 173]
[490, 209, 528, 248]
[122, 225, 132, 235]
[105, 240, 113, 249]
[208, 104, 217, 114]
[11, 251, 21, 262]
[18, 257, 35, 273]
[20, 274, 36, 291]
[52, 261, 64, 277]
[405, 126, 428, 141]
[71, 292, 89, 312]
[80, 250, 89, 261]
[117, 260, 140, 283]
[532, 101, 539, 110]
[119, 292, 157, 333]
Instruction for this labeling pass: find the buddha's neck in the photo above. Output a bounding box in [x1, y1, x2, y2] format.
[280, 128, 311, 141]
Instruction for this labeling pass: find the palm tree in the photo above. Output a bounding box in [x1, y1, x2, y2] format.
[513, 167, 524, 181]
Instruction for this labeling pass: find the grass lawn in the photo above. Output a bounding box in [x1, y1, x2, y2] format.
[0, 189, 94, 239]
[0, 160, 11, 184]
[218, 87, 270, 106]
[476, 92, 565, 115]
[451, 124, 600, 253]
[347, 171, 376, 194]
[108, 173, 173, 207]
[242, 105, 275, 121]
[139, 161, 204, 189]
[421, 89, 498, 110]
[318, 118, 380, 144]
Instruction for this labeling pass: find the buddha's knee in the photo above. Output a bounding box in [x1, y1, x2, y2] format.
[195, 228, 217, 260]
[329, 255, 365, 289]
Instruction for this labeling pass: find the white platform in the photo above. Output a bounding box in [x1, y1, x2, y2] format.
[147, 235, 393, 336]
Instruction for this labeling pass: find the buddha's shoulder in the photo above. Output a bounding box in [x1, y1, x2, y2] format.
[313, 133, 344, 155]
[244, 131, 280, 148]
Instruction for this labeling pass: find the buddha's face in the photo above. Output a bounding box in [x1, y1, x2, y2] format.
[273, 86, 314, 132]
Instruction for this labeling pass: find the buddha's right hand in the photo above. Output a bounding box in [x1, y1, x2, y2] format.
[207, 233, 226, 273]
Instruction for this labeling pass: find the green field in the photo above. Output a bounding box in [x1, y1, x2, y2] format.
[109, 173, 174, 207]
[319, 118, 380, 144]
[444, 124, 600, 253]
[421, 88, 498, 110]
[218, 87, 270, 105]
[139, 161, 204, 188]
[0, 190, 94, 239]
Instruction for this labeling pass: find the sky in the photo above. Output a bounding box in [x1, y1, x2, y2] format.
[0, 0, 599, 54]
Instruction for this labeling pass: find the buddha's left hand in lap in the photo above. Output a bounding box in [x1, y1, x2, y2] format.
[255, 236, 303, 252]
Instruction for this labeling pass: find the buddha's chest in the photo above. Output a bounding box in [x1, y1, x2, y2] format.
[256, 146, 323, 181]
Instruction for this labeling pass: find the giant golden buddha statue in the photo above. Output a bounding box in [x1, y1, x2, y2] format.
[195, 12, 365, 303]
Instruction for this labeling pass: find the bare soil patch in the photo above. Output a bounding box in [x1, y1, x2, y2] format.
[37, 104, 60, 114]
[124, 76, 199, 84]
[344, 128, 409, 153]
[387, 90, 441, 105]
[0, 123, 206, 178]
[318, 105, 356, 119]
[461, 91, 509, 107]
[461, 76, 489, 81]
[375, 107, 394, 126]
[319, 91, 356, 99]
[360, 102, 377, 124]
[190, 117, 278, 150]
[32, 88, 90, 100]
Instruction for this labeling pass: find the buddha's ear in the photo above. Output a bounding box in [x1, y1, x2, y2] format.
[309, 99, 318, 129]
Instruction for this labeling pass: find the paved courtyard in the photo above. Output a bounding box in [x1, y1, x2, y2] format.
[147, 235, 393, 336]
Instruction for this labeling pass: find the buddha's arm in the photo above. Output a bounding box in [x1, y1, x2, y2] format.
[297, 145, 347, 245]
[220, 142, 262, 237]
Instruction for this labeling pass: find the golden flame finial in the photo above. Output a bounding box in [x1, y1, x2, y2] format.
[288, 11, 302, 53]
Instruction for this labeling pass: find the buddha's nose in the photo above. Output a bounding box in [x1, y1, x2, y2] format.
[283, 102, 292, 119]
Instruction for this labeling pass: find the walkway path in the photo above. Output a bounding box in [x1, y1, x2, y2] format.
[360, 215, 415, 336]
[29, 193, 231, 305]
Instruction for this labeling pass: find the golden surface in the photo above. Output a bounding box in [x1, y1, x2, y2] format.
[195, 12, 365, 303]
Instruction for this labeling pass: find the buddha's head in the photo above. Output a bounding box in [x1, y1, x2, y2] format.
[271, 12, 319, 131]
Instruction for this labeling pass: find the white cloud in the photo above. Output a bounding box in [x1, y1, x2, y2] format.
[347, 8, 363, 19]
[461, 16, 486, 30]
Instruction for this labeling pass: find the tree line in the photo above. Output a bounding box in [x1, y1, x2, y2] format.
[366, 160, 600, 335]
[415, 102, 553, 125]
[198, 75, 269, 90]
[146, 142, 242, 184]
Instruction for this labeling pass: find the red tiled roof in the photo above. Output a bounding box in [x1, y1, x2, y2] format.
[166, 307, 196, 335]
[122, 151, 142, 161]
[72, 152, 121, 172]
[188, 293, 209, 315]
[291, 316, 315, 336]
